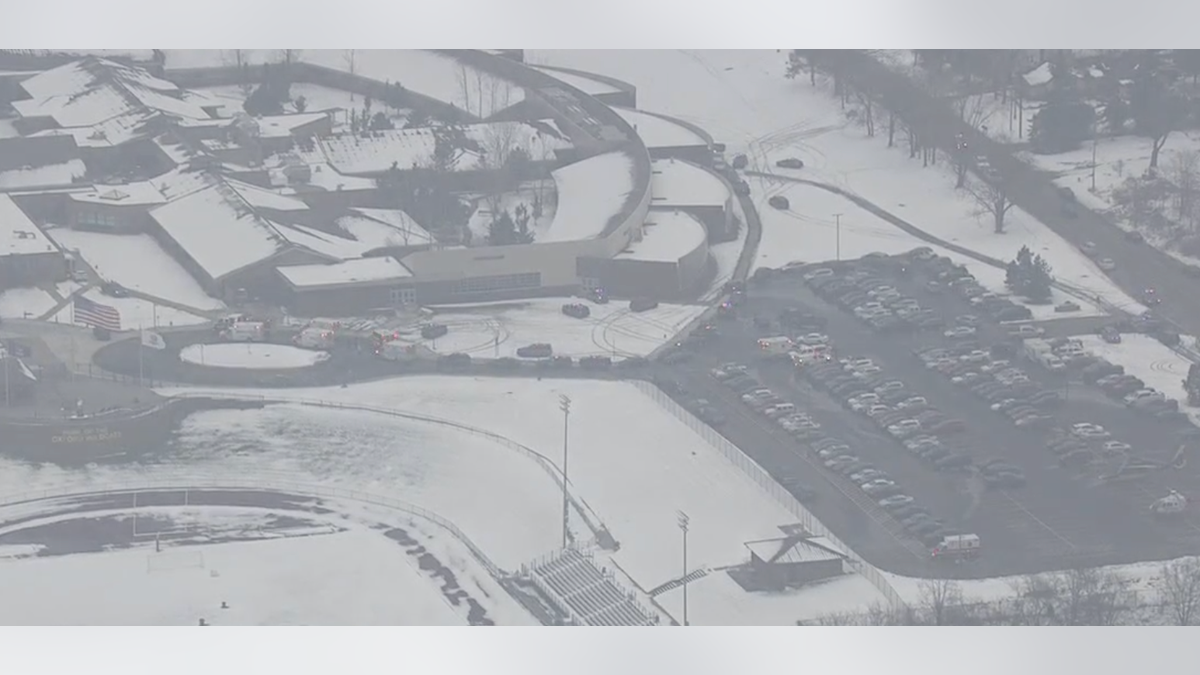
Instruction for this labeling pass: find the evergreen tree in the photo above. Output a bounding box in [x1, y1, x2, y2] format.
[488, 210, 519, 245]
[1025, 254, 1055, 302]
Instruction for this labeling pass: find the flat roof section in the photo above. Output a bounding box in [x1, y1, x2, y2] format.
[0, 194, 57, 258]
[613, 108, 708, 150]
[541, 151, 636, 244]
[616, 210, 706, 263]
[531, 66, 622, 96]
[278, 257, 412, 289]
[650, 158, 730, 208]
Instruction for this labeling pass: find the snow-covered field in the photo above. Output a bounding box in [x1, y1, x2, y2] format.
[178, 343, 330, 369]
[0, 529, 468, 625]
[418, 298, 705, 360]
[1074, 333, 1200, 425]
[148, 376, 888, 623]
[46, 229, 225, 312]
[0, 287, 56, 319]
[533, 50, 1142, 318]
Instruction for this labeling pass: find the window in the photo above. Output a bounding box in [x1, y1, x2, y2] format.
[389, 287, 416, 305]
[76, 209, 118, 229]
[450, 272, 541, 295]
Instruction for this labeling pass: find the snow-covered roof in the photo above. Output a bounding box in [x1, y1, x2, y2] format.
[317, 120, 572, 176]
[0, 194, 57, 258]
[616, 210, 706, 263]
[531, 66, 622, 96]
[0, 159, 86, 190]
[613, 108, 708, 149]
[225, 178, 310, 212]
[744, 537, 846, 565]
[13, 57, 213, 128]
[149, 184, 288, 280]
[69, 170, 279, 209]
[301, 50, 525, 118]
[178, 112, 330, 139]
[29, 110, 162, 148]
[344, 208, 434, 247]
[649, 158, 730, 207]
[541, 151, 636, 243]
[1023, 62, 1054, 87]
[278, 256, 412, 288]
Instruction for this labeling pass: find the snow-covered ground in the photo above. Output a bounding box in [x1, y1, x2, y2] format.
[149, 376, 887, 623]
[533, 50, 1142, 317]
[0, 287, 56, 320]
[417, 298, 705, 360]
[0, 527, 469, 625]
[46, 229, 225, 312]
[1023, 132, 1200, 266]
[656, 568, 886, 625]
[178, 343, 330, 369]
[1074, 333, 1200, 425]
[700, 199, 750, 302]
[47, 290, 207, 330]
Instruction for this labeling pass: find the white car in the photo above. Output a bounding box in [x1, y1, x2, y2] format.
[896, 396, 928, 411]
[866, 404, 892, 418]
[944, 326, 976, 338]
[799, 333, 830, 346]
[804, 268, 835, 281]
[848, 394, 881, 412]
[1102, 441, 1132, 453]
[741, 389, 773, 403]
[1097, 258, 1117, 271]
[853, 365, 884, 379]
[980, 360, 1010, 373]
[1071, 423, 1111, 440]
[904, 435, 940, 450]
[1081, 241, 1098, 256]
[867, 286, 898, 298]
[887, 420, 922, 438]
[1008, 325, 1045, 338]
[959, 350, 990, 364]
[843, 358, 875, 372]
[1124, 389, 1165, 405]
[860, 478, 895, 491]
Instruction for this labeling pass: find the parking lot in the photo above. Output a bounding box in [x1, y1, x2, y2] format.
[658, 249, 1200, 578]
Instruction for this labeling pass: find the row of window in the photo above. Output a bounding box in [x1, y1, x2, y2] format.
[76, 210, 120, 229]
[450, 272, 541, 295]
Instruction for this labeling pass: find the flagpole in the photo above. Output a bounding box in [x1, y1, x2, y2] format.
[138, 324, 144, 388]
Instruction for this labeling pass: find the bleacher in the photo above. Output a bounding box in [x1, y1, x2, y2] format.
[530, 548, 657, 626]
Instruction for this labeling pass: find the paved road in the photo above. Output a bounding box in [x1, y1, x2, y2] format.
[829, 51, 1200, 337]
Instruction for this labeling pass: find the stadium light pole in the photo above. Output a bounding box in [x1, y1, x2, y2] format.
[677, 510, 690, 626]
[559, 394, 572, 548]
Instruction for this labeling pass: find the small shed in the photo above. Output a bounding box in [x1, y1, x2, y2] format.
[742, 535, 849, 590]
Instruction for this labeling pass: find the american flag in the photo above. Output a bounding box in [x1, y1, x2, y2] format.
[73, 296, 121, 332]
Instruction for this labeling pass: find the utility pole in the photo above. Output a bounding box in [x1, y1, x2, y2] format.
[559, 394, 572, 548]
[677, 510, 690, 626]
[3, 356, 10, 408]
[833, 213, 843, 261]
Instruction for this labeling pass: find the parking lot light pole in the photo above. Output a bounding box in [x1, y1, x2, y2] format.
[833, 213, 843, 261]
[560, 394, 572, 548]
[677, 510, 690, 626]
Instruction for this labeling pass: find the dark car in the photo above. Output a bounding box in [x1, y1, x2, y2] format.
[579, 355, 613, 370]
[630, 297, 660, 313]
[516, 343, 553, 358]
[587, 288, 610, 304]
[100, 281, 129, 298]
[1126, 230, 1145, 243]
[420, 323, 449, 340]
[768, 195, 790, 210]
[562, 303, 591, 319]
[776, 157, 805, 169]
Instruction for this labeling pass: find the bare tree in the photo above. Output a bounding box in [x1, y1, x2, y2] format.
[1060, 567, 1133, 626]
[854, 91, 875, 138]
[954, 92, 993, 132]
[456, 64, 514, 119]
[343, 50, 358, 102]
[1013, 573, 1062, 624]
[221, 50, 253, 94]
[962, 174, 1016, 233]
[887, 110, 896, 148]
[919, 578, 964, 625]
[1168, 149, 1200, 229]
[277, 49, 302, 66]
[476, 122, 527, 214]
[1159, 558, 1200, 625]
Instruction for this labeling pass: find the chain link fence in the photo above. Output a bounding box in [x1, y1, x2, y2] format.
[631, 381, 906, 609]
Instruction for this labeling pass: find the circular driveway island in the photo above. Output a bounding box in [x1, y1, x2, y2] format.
[178, 343, 330, 370]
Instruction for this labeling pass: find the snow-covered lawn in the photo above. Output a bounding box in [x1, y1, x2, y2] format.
[0, 287, 56, 319]
[46, 229, 224, 312]
[655, 568, 886, 625]
[152, 376, 879, 623]
[533, 50, 1141, 318]
[1023, 132, 1200, 266]
[178, 343, 330, 370]
[47, 290, 208, 330]
[0, 527, 467, 625]
[1074, 333, 1199, 425]
[417, 298, 705, 360]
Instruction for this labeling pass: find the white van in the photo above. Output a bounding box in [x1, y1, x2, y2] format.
[220, 321, 266, 342]
[294, 327, 335, 350]
[764, 402, 795, 418]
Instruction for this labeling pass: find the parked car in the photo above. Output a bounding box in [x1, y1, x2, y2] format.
[1126, 230, 1145, 243]
[768, 195, 790, 210]
[776, 157, 805, 169]
[420, 323, 449, 340]
[629, 297, 659, 313]
[100, 281, 129, 298]
[516, 343, 553, 358]
[562, 303, 591, 319]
